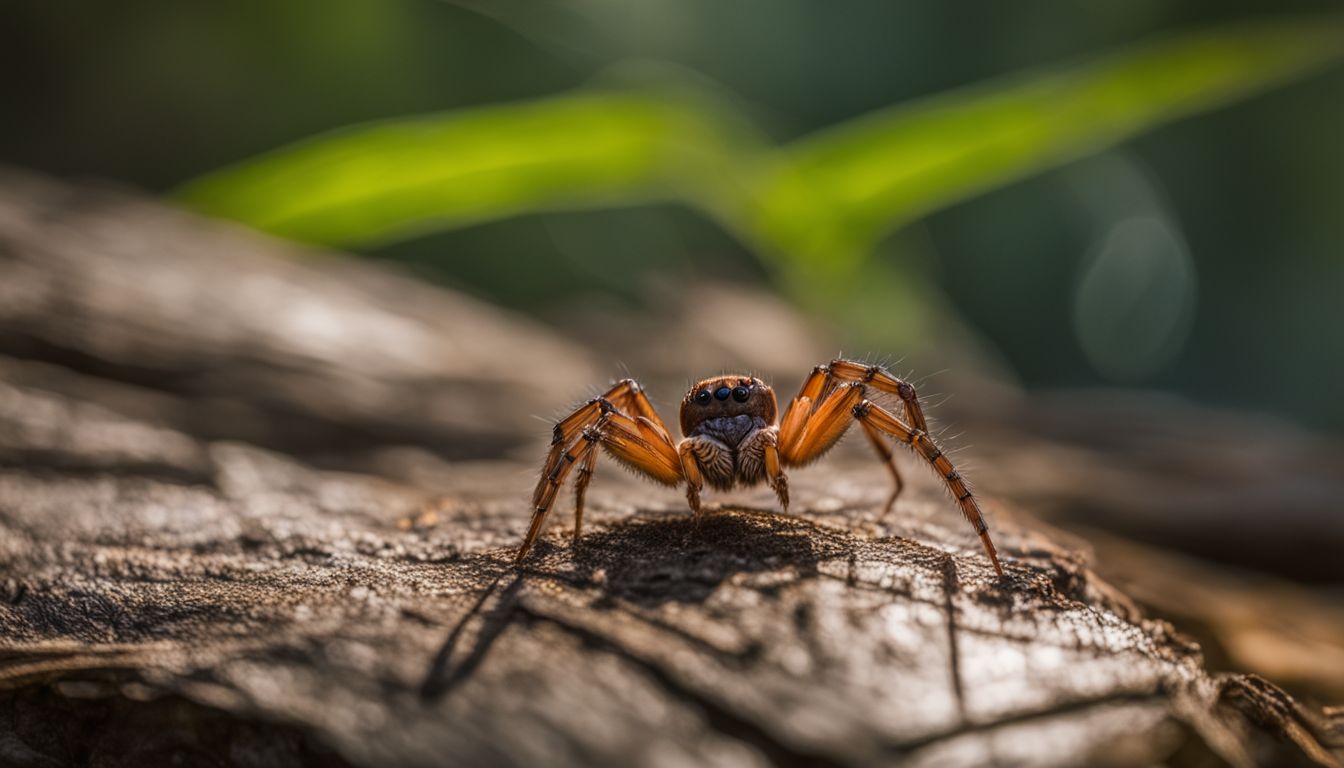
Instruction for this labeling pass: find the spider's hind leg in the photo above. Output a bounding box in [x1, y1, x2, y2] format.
[858, 418, 904, 515]
[571, 436, 600, 542]
[853, 399, 1004, 576]
[778, 362, 1004, 576]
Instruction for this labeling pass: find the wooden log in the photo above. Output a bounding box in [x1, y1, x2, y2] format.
[1, 169, 1340, 767]
[0, 169, 600, 460]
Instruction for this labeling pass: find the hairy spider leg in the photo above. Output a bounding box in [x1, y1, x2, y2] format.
[571, 439, 600, 542]
[778, 380, 866, 464]
[525, 417, 607, 562]
[532, 377, 678, 536]
[783, 359, 936, 500]
[778, 365, 1004, 576]
[538, 379, 667, 493]
[609, 378, 675, 444]
[824, 359, 932, 433]
[520, 403, 682, 563]
[675, 439, 707, 518]
[853, 400, 1003, 576]
[760, 431, 789, 510]
[858, 418, 904, 514]
[779, 367, 902, 504]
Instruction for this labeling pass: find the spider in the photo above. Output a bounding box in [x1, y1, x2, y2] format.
[515, 359, 1004, 576]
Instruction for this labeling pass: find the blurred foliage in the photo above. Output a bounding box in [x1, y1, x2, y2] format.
[752, 19, 1344, 266]
[178, 86, 759, 246]
[180, 18, 1343, 273]
[3, 1, 1344, 430]
[176, 16, 1343, 382]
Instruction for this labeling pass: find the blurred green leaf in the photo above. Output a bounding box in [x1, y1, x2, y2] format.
[179, 89, 760, 245]
[180, 17, 1343, 263]
[753, 18, 1344, 267]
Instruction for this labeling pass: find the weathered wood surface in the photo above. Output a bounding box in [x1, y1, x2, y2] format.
[1, 170, 1342, 767]
[7, 448, 1339, 768]
[0, 169, 598, 460]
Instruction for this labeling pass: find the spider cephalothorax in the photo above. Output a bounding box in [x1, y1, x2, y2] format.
[517, 359, 1005, 576]
[679, 376, 778, 493]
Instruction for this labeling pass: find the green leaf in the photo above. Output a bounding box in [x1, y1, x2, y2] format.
[751, 18, 1344, 267]
[178, 17, 1343, 263]
[178, 88, 759, 246]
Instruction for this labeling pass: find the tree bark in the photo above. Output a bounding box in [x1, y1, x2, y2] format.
[1, 169, 1340, 768]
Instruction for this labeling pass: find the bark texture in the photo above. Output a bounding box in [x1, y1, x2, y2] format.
[1, 169, 1341, 768]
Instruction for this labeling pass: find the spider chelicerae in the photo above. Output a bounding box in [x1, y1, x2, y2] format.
[516, 359, 1004, 576]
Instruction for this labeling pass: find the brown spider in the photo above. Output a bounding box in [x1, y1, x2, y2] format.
[516, 359, 1004, 576]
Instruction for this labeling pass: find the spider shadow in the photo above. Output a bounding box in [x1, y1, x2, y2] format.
[552, 507, 853, 607]
[421, 508, 852, 701]
[419, 571, 521, 701]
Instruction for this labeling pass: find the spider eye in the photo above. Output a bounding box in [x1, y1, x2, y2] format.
[731, 385, 750, 402]
[714, 386, 731, 401]
[694, 390, 712, 405]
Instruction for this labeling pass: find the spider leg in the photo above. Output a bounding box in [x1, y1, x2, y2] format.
[569, 414, 669, 544]
[538, 378, 670, 485]
[778, 362, 1003, 576]
[782, 359, 929, 510]
[853, 399, 1004, 577]
[763, 433, 789, 511]
[780, 379, 902, 514]
[520, 383, 681, 564]
[571, 439, 599, 542]
[858, 418, 904, 514]
[676, 440, 706, 518]
[606, 378, 675, 445]
[825, 358, 930, 433]
[778, 382, 866, 465]
[538, 397, 612, 502]
[523, 425, 604, 562]
[778, 365, 829, 449]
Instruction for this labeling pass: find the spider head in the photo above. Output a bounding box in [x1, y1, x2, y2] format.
[679, 375, 776, 437]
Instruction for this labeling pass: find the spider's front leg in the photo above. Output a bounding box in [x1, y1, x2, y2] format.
[778, 364, 1005, 576]
[518, 380, 682, 564]
[780, 360, 931, 512]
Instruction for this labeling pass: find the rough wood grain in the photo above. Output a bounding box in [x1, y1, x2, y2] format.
[3, 442, 1339, 768]
[1, 169, 1341, 768]
[0, 169, 600, 460]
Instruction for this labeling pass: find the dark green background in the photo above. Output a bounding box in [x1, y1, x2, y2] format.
[4, 1, 1341, 430]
